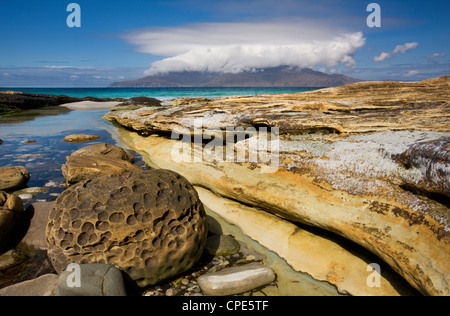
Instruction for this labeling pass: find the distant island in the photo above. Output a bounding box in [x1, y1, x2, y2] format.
[109, 66, 361, 88]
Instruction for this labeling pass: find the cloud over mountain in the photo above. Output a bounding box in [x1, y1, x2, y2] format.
[123, 22, 366, 75]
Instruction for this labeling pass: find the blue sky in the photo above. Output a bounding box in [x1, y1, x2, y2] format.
[0, 0, 449, 87]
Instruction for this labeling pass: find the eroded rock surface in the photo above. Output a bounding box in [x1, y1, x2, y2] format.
[104, 77, 450, 295]
[46, 169, 208, 287]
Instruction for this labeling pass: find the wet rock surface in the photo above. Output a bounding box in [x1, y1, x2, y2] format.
[46, 169, 208, 287]
[105, 77, 450, 296]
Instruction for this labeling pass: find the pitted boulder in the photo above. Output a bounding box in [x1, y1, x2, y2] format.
[46, 169, 208, 287]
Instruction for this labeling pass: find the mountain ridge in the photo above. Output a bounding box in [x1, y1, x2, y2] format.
[109, 66, 361, 88]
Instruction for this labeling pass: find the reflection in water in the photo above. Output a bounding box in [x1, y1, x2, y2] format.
[0, 107, 72, 125]
[0, 108, 146, 204]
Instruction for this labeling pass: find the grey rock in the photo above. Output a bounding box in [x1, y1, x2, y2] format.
[0, 274, 58, 296]
[197, 262, 276, 296]
[20, 202, 55, 250]
[56, 263, 127, 296]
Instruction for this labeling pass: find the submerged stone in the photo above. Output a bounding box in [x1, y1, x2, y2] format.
[63, 134, 101, 143]
[205, 234, 241, 256]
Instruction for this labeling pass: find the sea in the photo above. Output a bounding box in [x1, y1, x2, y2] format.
[0, 87, 318, 202]
[0, 87, 318, 100]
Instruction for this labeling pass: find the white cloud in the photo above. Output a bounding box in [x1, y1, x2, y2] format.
[427, 52, 447, 63]
[429, 53, 447, 58]
[374, 42, 419, 62]
[393, 42, 419, 54]
[404, 70, 419, 77]
[123, 22, 365, 75]
[373, 51, 392, 62]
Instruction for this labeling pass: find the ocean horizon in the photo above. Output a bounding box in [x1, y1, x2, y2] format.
[0, 87, 320, 100]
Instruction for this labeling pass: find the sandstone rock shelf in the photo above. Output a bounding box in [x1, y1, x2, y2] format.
[104, 76, 450, 296]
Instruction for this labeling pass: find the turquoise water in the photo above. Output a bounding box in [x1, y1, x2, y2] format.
[0, 109, 148, 205]
[0, 87, 317, 100]
[0, 87, 319, 204]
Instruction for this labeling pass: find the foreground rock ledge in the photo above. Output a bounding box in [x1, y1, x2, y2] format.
[104, 77, 450, 296]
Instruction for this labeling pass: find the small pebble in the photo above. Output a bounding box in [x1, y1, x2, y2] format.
[181, 278, 190, 286]
[18, 194, 33, 201]
[165, 288, 175, 296]
[44, 181, 56, 187]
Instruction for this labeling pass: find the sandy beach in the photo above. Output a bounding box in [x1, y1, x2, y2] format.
[60, 101, 122, 110]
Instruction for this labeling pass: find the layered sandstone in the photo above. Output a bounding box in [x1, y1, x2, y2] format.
[104, 76, 450, 295]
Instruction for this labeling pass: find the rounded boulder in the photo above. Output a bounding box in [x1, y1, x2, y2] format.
[0, 191, 23, 250]
[46, 169, 208, 287]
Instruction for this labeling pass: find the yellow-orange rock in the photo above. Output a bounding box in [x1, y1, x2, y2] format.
[104, 77, 450, 295]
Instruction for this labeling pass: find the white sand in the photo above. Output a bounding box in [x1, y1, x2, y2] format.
[60, 101, 122, 110]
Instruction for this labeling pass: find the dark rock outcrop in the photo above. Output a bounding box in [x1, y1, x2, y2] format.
[0, 91, 162, 114]
[0, 91, 82, 114]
